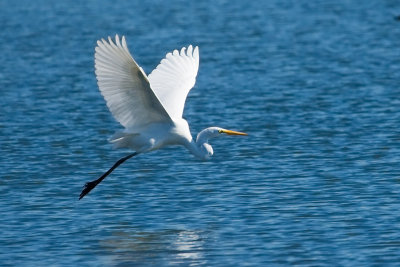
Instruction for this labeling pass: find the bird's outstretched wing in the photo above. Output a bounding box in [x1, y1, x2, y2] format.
[148, 45, 199, 119]
[95, 35, 171, 129]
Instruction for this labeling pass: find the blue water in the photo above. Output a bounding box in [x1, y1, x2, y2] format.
[1, 0, 400, 266]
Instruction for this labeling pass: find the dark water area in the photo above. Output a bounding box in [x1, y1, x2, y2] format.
[1, 0, 400, 266]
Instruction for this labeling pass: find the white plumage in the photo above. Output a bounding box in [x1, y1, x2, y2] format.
[95, 35, 172, 130]
[148, 45, 199, 119]
[95, 35, 199, 130]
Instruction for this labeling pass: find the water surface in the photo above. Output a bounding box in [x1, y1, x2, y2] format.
[1, 0, 400, 266]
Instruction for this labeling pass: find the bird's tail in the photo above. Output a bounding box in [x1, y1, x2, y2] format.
[109, 131, 139, 149]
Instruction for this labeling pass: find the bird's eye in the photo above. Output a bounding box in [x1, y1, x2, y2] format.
[218, 130, 223, 133]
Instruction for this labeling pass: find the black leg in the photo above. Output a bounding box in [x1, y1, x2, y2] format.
[79, 152, 138, 200]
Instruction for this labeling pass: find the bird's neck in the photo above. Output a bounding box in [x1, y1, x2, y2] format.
[184, 128, 215, 160]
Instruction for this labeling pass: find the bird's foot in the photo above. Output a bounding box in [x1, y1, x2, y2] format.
[79, 179, 99, 200]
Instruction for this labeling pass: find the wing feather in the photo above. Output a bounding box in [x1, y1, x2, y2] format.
[148, 45, 199, 119]
[94, 35, 171, 130]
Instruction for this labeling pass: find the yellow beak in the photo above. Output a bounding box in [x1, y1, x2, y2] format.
[220, 129, 248, 136]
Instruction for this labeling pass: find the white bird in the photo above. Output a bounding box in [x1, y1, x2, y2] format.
[79, 35, 247, 199]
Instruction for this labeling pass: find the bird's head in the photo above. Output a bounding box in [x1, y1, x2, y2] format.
[196, 127, 247, 141]
[204, 127, 247, 137]
[195, 127, 247, 159]
[216, 127, 248, 137]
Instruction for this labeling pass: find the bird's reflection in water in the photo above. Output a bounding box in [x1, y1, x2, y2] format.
[99, 228, 206, 266]
[173, 230, 204, 262]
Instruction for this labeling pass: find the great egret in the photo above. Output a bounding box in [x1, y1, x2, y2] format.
[79, 35, 247, 199]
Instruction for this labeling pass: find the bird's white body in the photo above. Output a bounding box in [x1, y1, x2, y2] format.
[110, 118, 191, 152]
[79, 35, 246, 199]
[110, 118, 219, 160]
